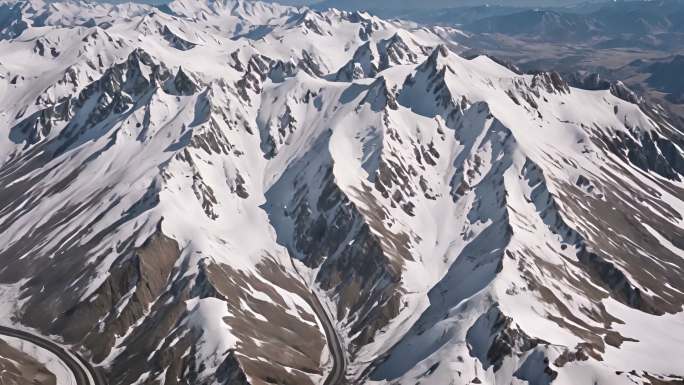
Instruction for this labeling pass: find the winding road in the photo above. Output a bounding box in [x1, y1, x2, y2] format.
[0, 326, 105, 385]
[308, 292, 346, 385]
[288, 256, 346, 385]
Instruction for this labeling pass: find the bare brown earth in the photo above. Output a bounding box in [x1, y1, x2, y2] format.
[0, 338, 56, 385]
[206, 258, 326, 385]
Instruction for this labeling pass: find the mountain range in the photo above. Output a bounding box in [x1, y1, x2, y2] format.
[0, 1, 683, 385]
[460, 0, 684, 39]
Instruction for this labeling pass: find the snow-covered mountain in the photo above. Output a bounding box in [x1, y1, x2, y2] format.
[0, 1, 683, 385]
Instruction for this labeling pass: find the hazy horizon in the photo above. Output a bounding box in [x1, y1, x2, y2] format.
[104, 0, 618, 8]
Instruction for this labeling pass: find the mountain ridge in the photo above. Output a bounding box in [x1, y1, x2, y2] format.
[0, 1, 683, 385]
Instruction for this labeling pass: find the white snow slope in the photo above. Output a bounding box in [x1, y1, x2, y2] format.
[0, 1, 683, 385]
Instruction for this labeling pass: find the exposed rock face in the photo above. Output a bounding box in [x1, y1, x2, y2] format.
[466, 306, 555, 382]
[530, 71, 570, 95]
[170, 67, 199, 96]
[1, 2, 684, 385]
[0, 2, 29, 39]
[50, 230, 181, 360]
[565, 71, 642, 104]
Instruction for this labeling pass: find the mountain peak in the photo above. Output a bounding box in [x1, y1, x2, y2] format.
[1, 3, 683, 385]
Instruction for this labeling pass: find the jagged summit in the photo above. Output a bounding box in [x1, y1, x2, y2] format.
[0, 1, 683, 385]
